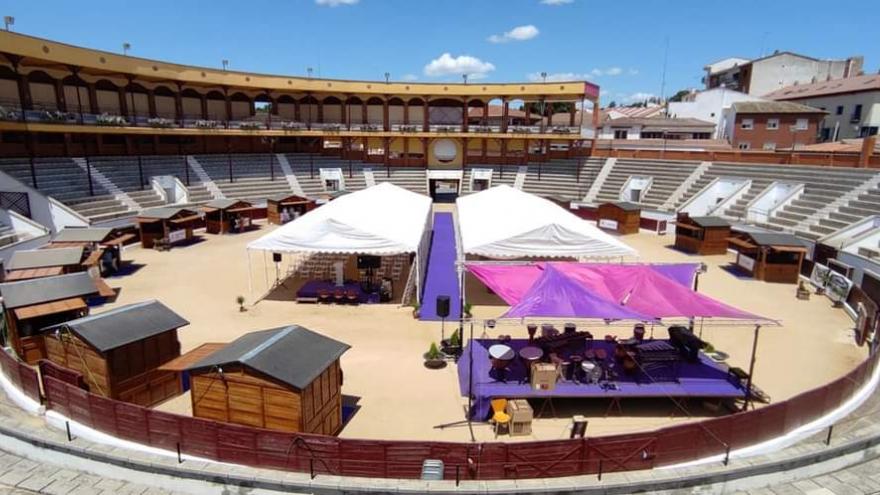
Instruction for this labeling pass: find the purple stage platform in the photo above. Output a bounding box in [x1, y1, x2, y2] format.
[458, 338, 746, 420]
[420, 212, 461, 321]
[296, 280, 380, 304]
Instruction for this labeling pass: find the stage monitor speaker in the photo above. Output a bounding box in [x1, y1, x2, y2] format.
[436, 295, 450, 318]
[357, 255, 381, 269]
[272, 252, 282, 263]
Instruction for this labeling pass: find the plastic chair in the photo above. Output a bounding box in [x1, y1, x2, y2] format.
[490, 398, 511, 437]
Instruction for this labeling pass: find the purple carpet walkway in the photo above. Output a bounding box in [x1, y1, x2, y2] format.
[420, 212, 461, 321]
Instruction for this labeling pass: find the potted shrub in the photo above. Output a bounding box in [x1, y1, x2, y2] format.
[463, 302, 473, 319]
[236, 295, 246, 312]
[424, 342, 446, 369]
[796, 281, 811, 300]
[411, 302, 420, 319]
[441, 328, 462, 357]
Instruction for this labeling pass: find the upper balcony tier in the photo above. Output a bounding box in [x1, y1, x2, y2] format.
[0, 31, 597, 101]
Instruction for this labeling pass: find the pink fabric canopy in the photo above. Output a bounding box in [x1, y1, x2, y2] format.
[466, 262, 766, 321]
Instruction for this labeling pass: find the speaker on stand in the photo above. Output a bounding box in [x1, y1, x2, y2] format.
[437, 295, 450, 342]
[272, 252, 289, 289]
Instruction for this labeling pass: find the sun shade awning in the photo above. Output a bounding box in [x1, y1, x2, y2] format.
[15, 297, 87, 320]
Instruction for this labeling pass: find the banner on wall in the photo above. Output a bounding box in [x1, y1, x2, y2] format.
[168, 229, 186, 244]
[810, 263, 854, 304]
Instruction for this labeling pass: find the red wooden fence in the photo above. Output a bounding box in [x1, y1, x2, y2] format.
[0, 348, 41, 403]
[32, 346, 878, 481]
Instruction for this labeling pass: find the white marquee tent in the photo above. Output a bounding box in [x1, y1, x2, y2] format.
[456, 185, 637, 259]
[247, 182, 433, 302]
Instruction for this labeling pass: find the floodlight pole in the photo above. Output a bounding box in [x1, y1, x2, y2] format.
[743, 324, 762, 411]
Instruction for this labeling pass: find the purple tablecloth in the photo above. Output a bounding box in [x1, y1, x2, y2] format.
[458, 338, 745, 420]
[296, 280, 380, 304]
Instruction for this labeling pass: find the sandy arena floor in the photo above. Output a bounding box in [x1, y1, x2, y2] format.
[101, 220, 866, 443]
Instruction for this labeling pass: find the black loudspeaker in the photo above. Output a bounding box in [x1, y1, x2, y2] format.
[272, 252, 282, 263]
[357, 255, 381, 269]
[436, 295, 450, 318]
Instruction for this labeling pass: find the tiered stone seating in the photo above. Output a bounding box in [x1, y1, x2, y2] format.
[0, 157, 130, 223]
[88, 156, 165, 209]
[371, 166, 428, 195]
[593, 158, 698, 208]
[812, 187, 880, 238]
[285, 153, 330, 196]
[0, 219, 21, 247]
[196, 154, 293, 202]
[521, 159, 589, 200]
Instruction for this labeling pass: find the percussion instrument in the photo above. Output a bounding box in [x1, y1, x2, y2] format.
[581, 361, 602, 384]
[488, 344, 515, 370]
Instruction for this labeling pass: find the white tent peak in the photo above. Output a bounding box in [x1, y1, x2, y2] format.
[456, 185, 637, 259]
[248, 182, 432, 254]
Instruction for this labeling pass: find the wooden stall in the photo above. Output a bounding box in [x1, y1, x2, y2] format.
[136, 207, 201, 249]
[0, 272, 99, 364]
[5, 247, 87, 281]
[49, 227, 136, 275]
[266, 193, 315, 225]
[674, 215, 731, 255]
[186, 325, 350, 435]
[42, 300, 189, 407]
[728, 232, 808, 283]
[597, 202, 641, 235]
[202, 199, 259, 234]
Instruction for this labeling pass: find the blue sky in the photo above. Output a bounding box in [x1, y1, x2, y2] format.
[2, 0, 877, 105]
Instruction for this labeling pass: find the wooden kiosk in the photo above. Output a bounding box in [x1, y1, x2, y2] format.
[597, 202, 641, 235]
[0, 272, 99, 364]
[674, 215, 731, 255]
[267, 193, 315, 225]
[43, 300, 189, 407]
[50, 227, 136, 275]
[186, 325, 350, 435]
[5, 247, 88, 281]
[728, 232, 807, 283]
[136, 207, 201, 249]
[202, 199, 258, 234]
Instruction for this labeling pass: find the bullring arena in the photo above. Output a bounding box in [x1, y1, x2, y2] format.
[0, 29, 879, 495]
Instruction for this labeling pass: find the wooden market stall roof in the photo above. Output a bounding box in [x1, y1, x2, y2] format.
[7, 247, 85, 271]
[0, 272, 98, 310]
[51, 227, 115, 243]
[267, 193, 313, 205]
[14, 297, 88, 320]
[608, 201, 642, 212]
[202, 199, 256, 212]
[158, 343, 227, 372]
[4, 266, 65, 282]
[185, 325, 350, 390]
[45, 300, 189, 352]
[730, 232, 809, 251]
[136, 207, 200, 223]
[680, 216, 730, 229]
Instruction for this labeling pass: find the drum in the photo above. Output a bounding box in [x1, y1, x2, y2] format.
[489, 344, 515, 370]
[581, 361, 600, 384]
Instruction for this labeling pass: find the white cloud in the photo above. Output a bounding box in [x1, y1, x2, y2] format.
[424, 53, 496, 79]
[401, 74, 418, 82]
[624, 92, 656, 102]
[488, 24, 539, 43]
[590, 67, 623, 77]
[540, 0, 573, 5]
[628, 68, 639, 75]
[527, 72, 591, 82]
[315, 0, 358, 6]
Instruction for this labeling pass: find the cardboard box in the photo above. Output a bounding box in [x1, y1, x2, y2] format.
[507, 399, 533, 437]
[531, 362, 558, 391]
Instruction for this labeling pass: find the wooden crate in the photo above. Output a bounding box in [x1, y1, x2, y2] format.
[531, 362, 558, 391]
[506, 399, 533, 437]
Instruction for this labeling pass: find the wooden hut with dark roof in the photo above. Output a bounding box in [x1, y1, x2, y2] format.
[0, 272, 99, 364]
[266, 193, 315, 225]
[43, 300, 189, 406]
[728, 231, 808, 283]
[185, 325, 349, 434]
[202, 199, 258, 234]
[50, 227, 136, 275]
[136, 207, 201, 249]
[675, 215, 732, 255]
[597, 201, 641, 235]
[6, 247, 87, 281]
